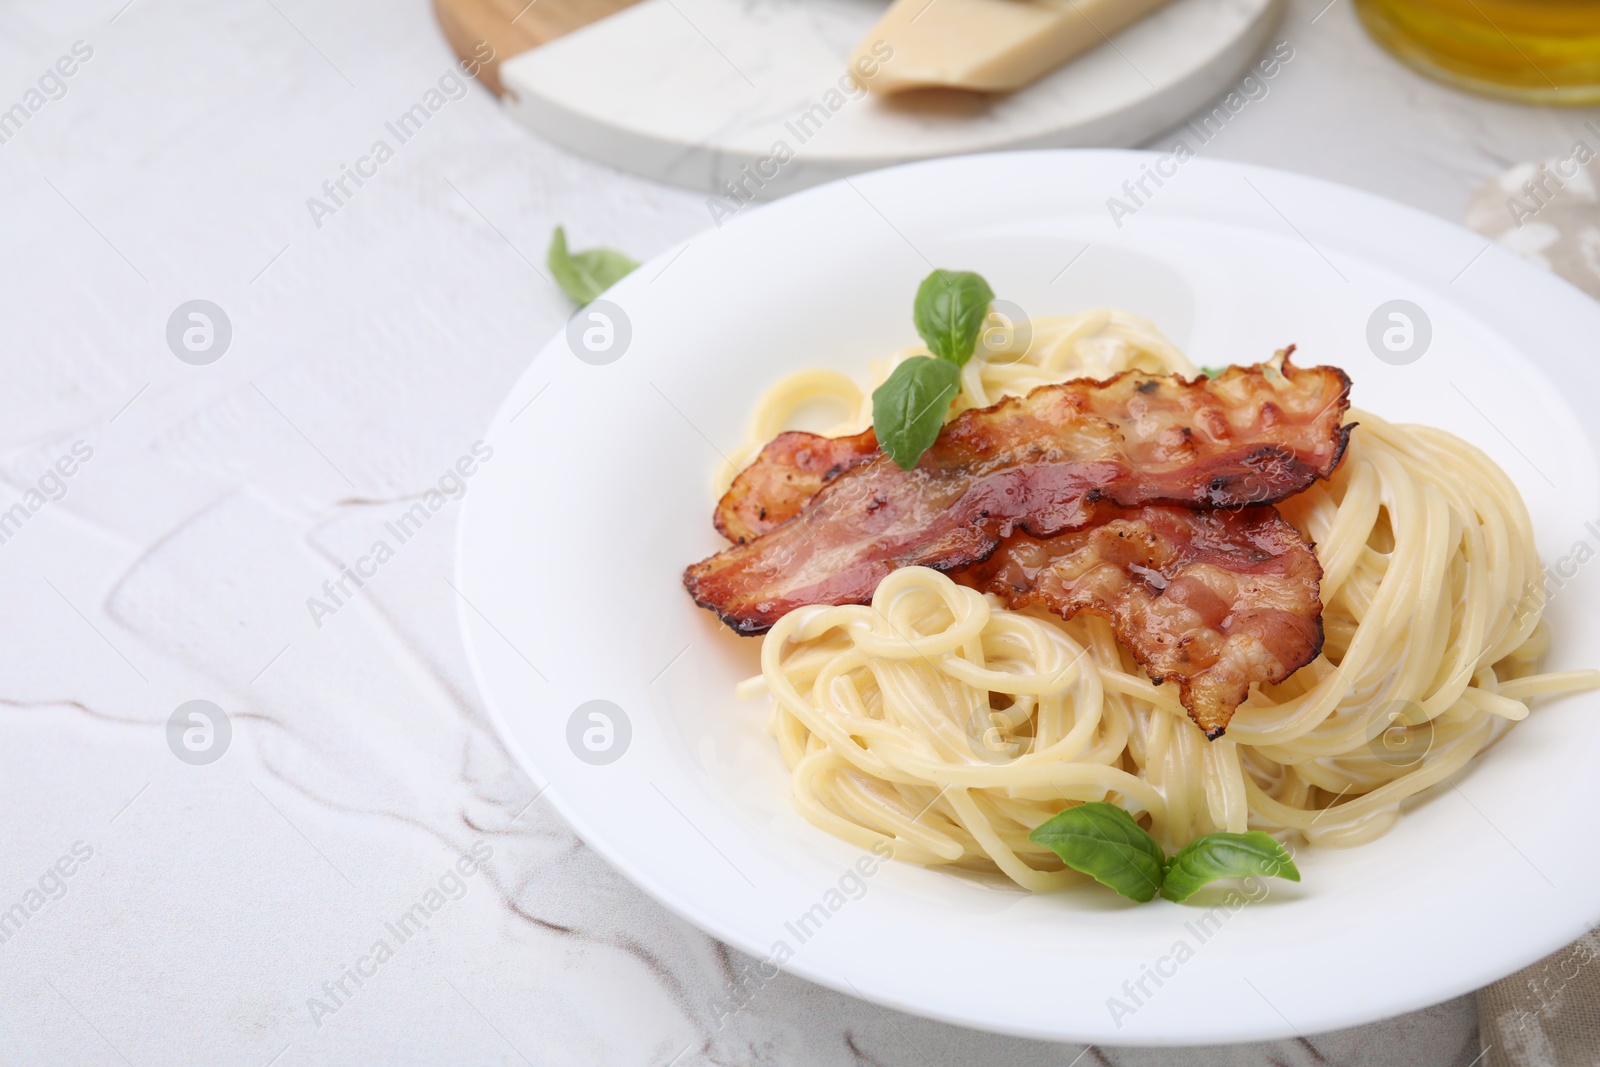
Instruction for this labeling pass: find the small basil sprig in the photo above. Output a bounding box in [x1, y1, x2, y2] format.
[913, 270, 995, 366]
[1028, 802, 1167, 902]
[547, 226, 639, 304]
[871, 269, 996, 470]
[1159, 832, 1300, 902]
[1029, 802, 1300, 904]
[872, 357, 962, 471]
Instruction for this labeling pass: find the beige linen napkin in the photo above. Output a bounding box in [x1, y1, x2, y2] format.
[1465, 140, 1600, 300]
[1467, 152, 1600, 1067]
[1477, 924, 1600, 1067]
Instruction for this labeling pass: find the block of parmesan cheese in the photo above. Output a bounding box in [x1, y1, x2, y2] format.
[851, 0, 1177, 94]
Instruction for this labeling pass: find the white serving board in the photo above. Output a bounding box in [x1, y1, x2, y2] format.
[498, 0, 1284, 203]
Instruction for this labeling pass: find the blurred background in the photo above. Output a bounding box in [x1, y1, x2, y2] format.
[1, 1, 1594, 1064]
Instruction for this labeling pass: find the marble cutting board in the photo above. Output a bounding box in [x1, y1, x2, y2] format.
[437, 0, 1285, 202]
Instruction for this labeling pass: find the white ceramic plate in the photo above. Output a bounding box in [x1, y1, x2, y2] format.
[457, 151, 1600, 1045]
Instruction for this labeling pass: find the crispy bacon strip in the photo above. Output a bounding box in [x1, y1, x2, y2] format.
[716, 428, 878, 544]
[684, 354, 1349, 637]
[958, 505, 1323, 737]
[711, 351, 1347, 544]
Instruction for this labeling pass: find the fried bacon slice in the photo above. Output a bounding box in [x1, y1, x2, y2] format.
[716, 428, 878, 544]
[958, 505, 1323, 738]
[711, 351, 1348, 545]
[684, 354, 1349, 638]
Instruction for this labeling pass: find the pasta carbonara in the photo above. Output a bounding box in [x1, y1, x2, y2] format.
[722, 310, 1598, 891]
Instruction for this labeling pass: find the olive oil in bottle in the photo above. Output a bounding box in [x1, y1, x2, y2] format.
[1355, 0, 1600, 104]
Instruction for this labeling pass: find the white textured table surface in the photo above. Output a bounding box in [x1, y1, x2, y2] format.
[2, 2, 1592, 1064]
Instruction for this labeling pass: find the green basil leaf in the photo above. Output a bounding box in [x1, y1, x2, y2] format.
[1159, 831, 1300, 903]
[1199, 365, 1226, 379]
[547, 226, 639, 305]
[871, 356, 961, 470]
[1028, 801, 1167, 903]
[913, 270, 995, 367]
